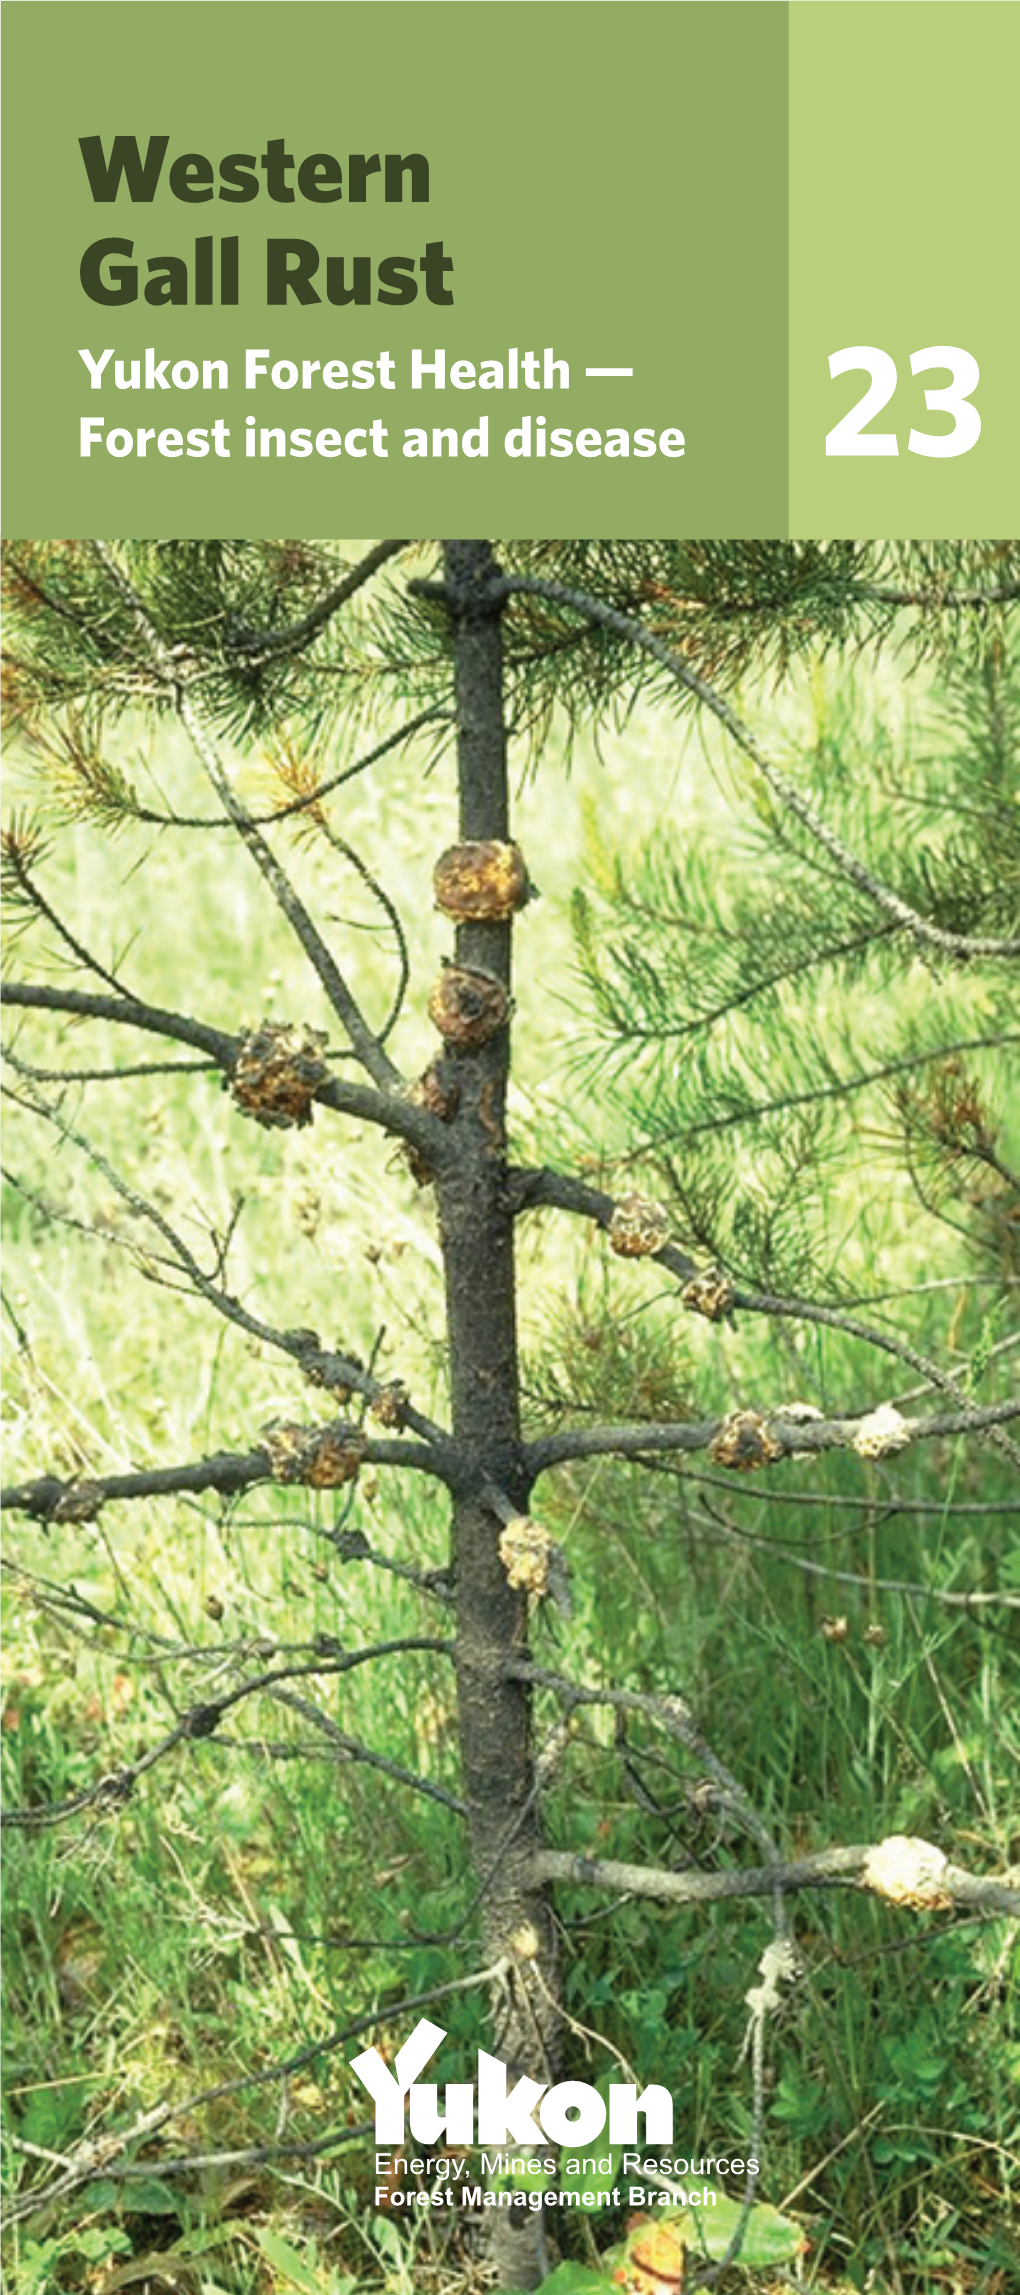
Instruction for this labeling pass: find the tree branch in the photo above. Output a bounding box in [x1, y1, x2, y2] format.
[509, 1163, 698, 1277]
[729, 1286, 1020, 1469]
[223, 538, 408, 661]
[525, 1398, 1020, 1478]
[511, 1161, 1020, 1466]
[0, 986, 442, 1147]
[1, 979, 235, 1063]
[0, 1434, 447, 1524]
[530, 1846, 1019, 1918]
[3, 1048, 215, 1085]
[858, 581, 1020, 609]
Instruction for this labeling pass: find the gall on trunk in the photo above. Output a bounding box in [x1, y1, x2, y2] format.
[433, 838, 532, 922]
[428, 962, 511, 1050]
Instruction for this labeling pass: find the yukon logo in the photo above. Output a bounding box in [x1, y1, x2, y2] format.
[350, 2017, 674, 2146]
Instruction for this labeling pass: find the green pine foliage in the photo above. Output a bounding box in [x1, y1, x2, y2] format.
[564, 639, 1018, 1303]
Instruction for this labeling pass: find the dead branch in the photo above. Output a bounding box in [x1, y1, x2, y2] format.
[0, 1433, 449, 1524]
[530, 1844, 1019, 1918]
[0, 1638, 454, 1830]
[264, 1686, 466, 1814]
[91, 541, 405, 1089]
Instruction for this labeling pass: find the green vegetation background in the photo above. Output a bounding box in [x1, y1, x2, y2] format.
[2, 590, 1017, 2291]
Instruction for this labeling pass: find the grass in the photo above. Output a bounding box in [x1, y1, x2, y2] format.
[2, 636, 1018, 2293]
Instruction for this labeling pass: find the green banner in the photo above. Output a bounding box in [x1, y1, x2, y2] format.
[0, 2, 788, 537]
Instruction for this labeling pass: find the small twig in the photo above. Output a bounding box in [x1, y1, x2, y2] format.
[265, 1685, 466, 1815]
[0, 832, 134, 998]
[650, 1030, 1020, 1145]
[675, 1495, 1020, 1611]
[778, 2104, 885, 2212]
[2, 1075, 457, 1467]
[3, 1050, 215, 1084]
[510, 1663, 781, 1881]
[86, 703, 451, 832]
[648, 1462, 1018, 1516]
[320, 818, 411, 1046]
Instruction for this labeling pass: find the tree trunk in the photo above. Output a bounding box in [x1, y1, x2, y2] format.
[436, 540, 559, 2290]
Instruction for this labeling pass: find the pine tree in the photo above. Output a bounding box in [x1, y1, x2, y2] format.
[2, 539, 1018, 2288]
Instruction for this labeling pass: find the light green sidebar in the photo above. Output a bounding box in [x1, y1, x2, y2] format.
[789, 2, 1020, 536]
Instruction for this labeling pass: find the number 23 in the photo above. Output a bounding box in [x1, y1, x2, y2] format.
[825, 346, 981, 458]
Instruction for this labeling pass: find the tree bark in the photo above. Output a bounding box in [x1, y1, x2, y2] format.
[436, 540, 558, 2291]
